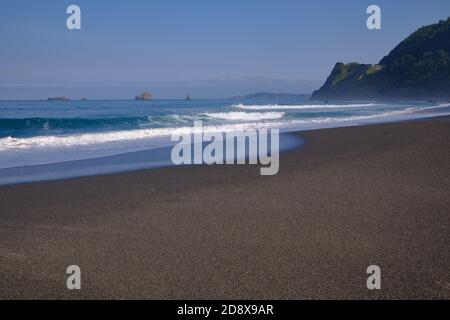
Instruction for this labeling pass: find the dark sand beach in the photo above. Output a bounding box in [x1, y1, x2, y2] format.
[0, 117, 449, 299]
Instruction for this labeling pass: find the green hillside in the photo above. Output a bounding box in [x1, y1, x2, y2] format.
[312, 18, 450, 99]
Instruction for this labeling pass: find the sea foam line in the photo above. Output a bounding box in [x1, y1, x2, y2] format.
[0, 105, 446, 151]
[203, 111, 285, 121]
[233, 103, 378, 110]
[0, 122, 283, 151]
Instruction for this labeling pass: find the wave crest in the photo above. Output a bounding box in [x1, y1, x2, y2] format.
[204, 111, 285, 121]
[233, 103, 377, 110]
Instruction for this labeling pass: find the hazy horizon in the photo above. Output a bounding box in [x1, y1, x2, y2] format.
[0, 77, 320, 100]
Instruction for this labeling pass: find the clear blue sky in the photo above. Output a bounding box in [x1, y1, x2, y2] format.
[0, 0, 449, 99]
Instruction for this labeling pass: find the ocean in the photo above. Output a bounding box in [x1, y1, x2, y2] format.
[1, 98, 449, 184]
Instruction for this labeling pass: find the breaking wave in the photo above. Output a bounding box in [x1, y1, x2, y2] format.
[233, 103, 378, 110]
[1, 106, 441, 151]
[0, 122, 282, 151]
[203, 111, 285, 121]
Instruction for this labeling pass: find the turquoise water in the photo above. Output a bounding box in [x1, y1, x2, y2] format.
[0, 98, 449, 184]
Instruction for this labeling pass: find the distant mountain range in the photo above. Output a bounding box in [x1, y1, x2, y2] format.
[312, 18, 450, 100]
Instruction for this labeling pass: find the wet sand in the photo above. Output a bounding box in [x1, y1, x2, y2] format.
[0, 117, 449, 299]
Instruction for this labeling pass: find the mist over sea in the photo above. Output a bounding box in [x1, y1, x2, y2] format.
[0, 98, 449, 184]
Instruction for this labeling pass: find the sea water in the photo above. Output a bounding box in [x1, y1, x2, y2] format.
[0, 98, 449, 184]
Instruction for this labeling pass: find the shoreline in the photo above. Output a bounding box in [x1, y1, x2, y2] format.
[1, 112, 450, 186]
[0, 133, 302, 186]
[0, 116, 449, 299]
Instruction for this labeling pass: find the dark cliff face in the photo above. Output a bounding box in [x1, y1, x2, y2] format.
[312, 17, 450, 100]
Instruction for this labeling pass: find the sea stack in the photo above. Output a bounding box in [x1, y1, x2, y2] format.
[135, 92, 153, 100]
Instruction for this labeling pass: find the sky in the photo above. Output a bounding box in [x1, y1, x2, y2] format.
[0, 0, 449, 99]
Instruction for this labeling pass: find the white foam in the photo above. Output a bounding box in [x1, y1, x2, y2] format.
[204, 111, 285, 121]
[233, 103, 378, 110]
[0, 122, 281, 151]
[1, 104, 447, 152]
